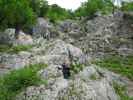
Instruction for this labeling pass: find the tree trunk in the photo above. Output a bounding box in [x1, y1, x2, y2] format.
[15, 25, 20, 38]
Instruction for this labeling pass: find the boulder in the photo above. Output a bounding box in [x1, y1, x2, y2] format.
[33, 18, 51, 39]
[0, 28, 15, 45]
[14, 31, 33, 46]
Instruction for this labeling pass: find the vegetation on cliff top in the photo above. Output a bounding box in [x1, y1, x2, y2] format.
[0, 0, 132, 33]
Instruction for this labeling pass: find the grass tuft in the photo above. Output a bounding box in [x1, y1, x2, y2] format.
[70, 62, 84, 74]
[113, 82, 133, 100]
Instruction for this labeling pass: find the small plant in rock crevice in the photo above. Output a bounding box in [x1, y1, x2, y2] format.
[90, 74, 99, 80]
[70, 62, 84, 75]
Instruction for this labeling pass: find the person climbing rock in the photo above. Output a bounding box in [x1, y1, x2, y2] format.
[58, 59, 71, 79]
[61, 62, 71, 79]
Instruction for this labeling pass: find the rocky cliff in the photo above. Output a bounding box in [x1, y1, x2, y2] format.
[0, 11, 133, 100]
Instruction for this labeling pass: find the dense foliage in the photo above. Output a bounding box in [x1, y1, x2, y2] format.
[0, 0, 36, 32]
[29, 0, 48, 17]
[46, 4, 73, 22]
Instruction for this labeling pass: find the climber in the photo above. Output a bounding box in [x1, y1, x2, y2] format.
[62, 62, 71, 79]
[58, 59, 71, 79]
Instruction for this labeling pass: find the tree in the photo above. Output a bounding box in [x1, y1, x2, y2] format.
[29, 0, 48, 17]
[46, 4, 71, 22]
[0, 0, 36, 35]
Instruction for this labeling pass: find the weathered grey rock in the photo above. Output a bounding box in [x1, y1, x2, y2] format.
[118, 47, 133, 56]
[58, 20, 73, 32]
[45, 40, 86, 63]
[77, 66, 100, 81]
[16, 77, 69, 100]
[16, 64, 122, 100]
[0, 52, 31, 70]
[0, 28, 15, 45]
[58, 20, 85, 39]
[30, 39, 86, 64]
[31, 55, 69, 65]
[57, 78, 118, 100]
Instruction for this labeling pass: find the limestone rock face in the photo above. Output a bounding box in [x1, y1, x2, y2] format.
[0, 12, 132, 100]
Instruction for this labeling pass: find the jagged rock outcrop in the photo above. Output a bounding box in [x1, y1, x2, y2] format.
[30, 39, 86, 65]
[60, 12, 133, 57]
[0, 29, 33, 46]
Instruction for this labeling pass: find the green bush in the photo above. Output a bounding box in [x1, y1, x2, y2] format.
[121, 2, 133, 11]
[0, 63, 47, 100]
[90, 74, 98, 80]
[71, 62, 84, 74]
[93, 55, 133, 80]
